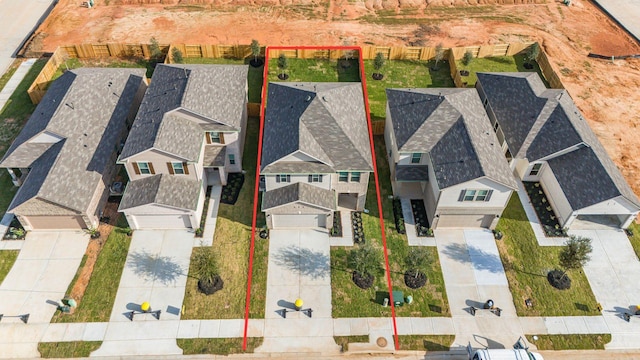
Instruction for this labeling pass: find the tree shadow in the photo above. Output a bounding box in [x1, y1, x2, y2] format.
[272, 246, 330, 280]
[441, 243, 505, 274]
[127, 250, 186, 285]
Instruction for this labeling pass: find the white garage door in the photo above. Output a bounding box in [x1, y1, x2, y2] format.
[25, 215, 86, 230]
[437, 214, 492, 228]
[273, 214, 326, 228]
[132, 214, 192, 229]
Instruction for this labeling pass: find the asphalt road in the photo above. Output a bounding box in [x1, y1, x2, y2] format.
[0, 0, 57, 74]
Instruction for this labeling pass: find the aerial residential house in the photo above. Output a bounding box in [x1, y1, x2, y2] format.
[117, 64, 248, 230]
[261, 82, 373, 229]
[476, 72, 640, 229]
[385, 88, 518, 229]
[0, 68, 147, 230]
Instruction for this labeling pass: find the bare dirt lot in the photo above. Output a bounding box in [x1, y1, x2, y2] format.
[31, 0, 640, 197]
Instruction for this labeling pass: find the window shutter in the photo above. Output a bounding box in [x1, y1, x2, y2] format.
[206, 132, 212, 144]
[133, 162, 140, 175]
[276, 176, 280, 183]
[458, 190, 465, 202]
[220, 133, 225, 144]
[485, 190, 493, 202]
[183, 162, 189, 175]
[308, 175, 312, 182]
[149, 163, 155, 174]
[286, 175, 290, 182]
[167, 162, 174, 175]
[319, 175, 323, 182]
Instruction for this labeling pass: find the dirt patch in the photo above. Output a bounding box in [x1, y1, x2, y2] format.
[31, 0, 640, 200]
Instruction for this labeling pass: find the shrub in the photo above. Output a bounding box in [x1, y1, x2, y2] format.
[462, 50, 473, 66]
[171, 47, 184, 64]
[526, 43, 540, 63]
[405, 247, 431, 277]
[250, 39, 260, 62]
[278, 54, 288, 74]
[149, 37, 163, 62]
[373, 52, 386, 72]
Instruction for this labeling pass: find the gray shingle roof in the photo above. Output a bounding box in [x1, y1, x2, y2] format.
[478, 72, 640, 208]
[1, 68, 146, 214]
[386, 88, 517, 190]
[396, 165, 430, 181]
[119, 174, 201, 211]
[261, 82, 373, 173]
[262, 182, 336, 211]
[119, 64, 247, 161]
[203, 146, 226, 167]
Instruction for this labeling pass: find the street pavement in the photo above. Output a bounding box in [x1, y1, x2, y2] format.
[0, 0, 57, 75]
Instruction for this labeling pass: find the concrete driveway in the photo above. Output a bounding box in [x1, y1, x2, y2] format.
[91, 230, 194, 357]
[0, 231, 88, 358]
[257, 229, 340, 354]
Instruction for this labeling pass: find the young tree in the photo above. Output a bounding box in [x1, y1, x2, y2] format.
[192, 248, 223, 295]
[250, 39, 261, 66]
[171, 47, 183, 64]
[526, 42, 540, 64]
[373, 52, 386, 73]
[149, 37, 163, 63]
[277, 53, 289, 79]
[406, 247, 431, 278]
[433, 43, 445, 70]
[462, 50, 474, 66]
[348, 243, 383, 279]
[559, 235, 593, 279]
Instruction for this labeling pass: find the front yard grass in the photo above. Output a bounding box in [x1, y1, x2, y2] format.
[526, 334, 611, 350]
[496, 195, 600, 316]
[182, 117, 268, 319]
[331, 136, 449, 318]
[626, 221, 640, 261]
[0, 250, 18, 285]
[51, 224, 131, 323]
[38, 341, 102, 358]
[177, 337, 262, 355]
[0, 58, 46, 218]
[397, 335, 455, 351]
[363, 59, 455, 120]
[456, 54, 546, 87]
[182, 57, 263, 103]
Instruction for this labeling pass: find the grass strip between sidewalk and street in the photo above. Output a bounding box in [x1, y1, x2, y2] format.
[333, 335, 369, 351]
[38, 341, 102, 358]
[177, 338, 262, 355]
[397, 335, 455, 351]
[526, 334, 611, 350]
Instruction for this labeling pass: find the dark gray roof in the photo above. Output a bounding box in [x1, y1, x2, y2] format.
[396, 165, 429, 181]
[119, 174, 201, 211]
[1, 68, 146, 214]
[203, 146, 226, 167]
[120, 64, 247, 161]
[262, 182, 336, 211]
[261, 82, 373, 173]
[386, 88, 517, 190]
[479, 72, 640, 208]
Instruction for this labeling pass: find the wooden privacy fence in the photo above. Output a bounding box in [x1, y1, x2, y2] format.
[27, 47, 67, 104]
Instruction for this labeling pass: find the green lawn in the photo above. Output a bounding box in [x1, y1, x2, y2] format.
[182, 117, 268, 319]
[626, 221, 640, 261]
[456, 54, 546, 87]
[38, 341, 102, 358]
[266, 58, 360, 83]
[0, 58, 46, 218]
[0, 59, 22, 93]
[51, 57, 155, 82]
[182, 57, 263, 103]
[0, 250, 18, 285]
[331, 136, 450, 318]
[397, 335, 455, 351]
[51, 224, 131, 323]
[526, 334, 611, 350]
[496, 195, 600, 316]
[364, 59, 454, 120]
[177, 338, 262, 355]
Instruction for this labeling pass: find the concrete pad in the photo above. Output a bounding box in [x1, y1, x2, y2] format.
[91, 339, 182, 357]
[218, 319, 244, 337]
[395, 317, 413, 335]
[543, 317, 569, 334]
[0, 240, 24, 250]
[445, 285, 481, 316]
[583, 316, 610, 334]
[246, 319, 265, 337]
[82, 323, 108, 341]
[41, 323, 69, 342]
[333, 318, 351, 336]
[562, 316, 589, 334]
[0, 343, 40, 359]
[606, 333, 640, 350]
[409, 317, 433, 334]
[199, 185, 221, 246]
[63, 323, 86, 341]
[368, 317, 392, 330]
[0, 260, 48, 291]
[349, 318, 370, 335]
[103, 321, 180, 341]
[177, 320, 200, 338]
[0, 323, 48, 344]
[431, 318, 456, 334]
[519, 317, 547, 334]
[256, 336, 341, 354]
[196, 320, 220, 338]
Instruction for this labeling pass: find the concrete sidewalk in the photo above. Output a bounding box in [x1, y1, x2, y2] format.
[197, 185, 221, 247]
[0, 58, 36, 113]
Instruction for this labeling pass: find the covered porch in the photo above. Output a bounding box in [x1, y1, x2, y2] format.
[203, 145, 227, 185]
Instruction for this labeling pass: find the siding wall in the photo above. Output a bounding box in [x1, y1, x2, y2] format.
[539, 165, 573, 226]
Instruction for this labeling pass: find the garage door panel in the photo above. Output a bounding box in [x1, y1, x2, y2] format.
[273, 214, 326, 228]
[132, 214, 192, 229]
[438, 214, 491, 228]
[25, 215, 86, 230]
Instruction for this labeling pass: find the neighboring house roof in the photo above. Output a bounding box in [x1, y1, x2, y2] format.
[261, 82, 373, 174]
[119, 174, 201, 211]
[395, 165, 429, 181]
[262, 182, 336, 211]
[386, 88, 517, 190]
[119, 64, 247, 161]
[0, 68, 146, 215]
[478, 72, 640, 209]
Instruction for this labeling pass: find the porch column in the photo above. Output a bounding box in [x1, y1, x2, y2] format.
[7, 168, 20, 186]
[219, 168, 227, 186]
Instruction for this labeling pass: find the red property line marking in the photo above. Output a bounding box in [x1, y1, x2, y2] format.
[242, 46, 399, 351]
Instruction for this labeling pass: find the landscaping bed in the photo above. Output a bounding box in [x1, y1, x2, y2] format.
[2, 217, 26, 240]
[220, 173, 244, 205]
[410, 199, 432, 237]
[495, 195, 600, 316]
[392, 199, 405, 234]
[523, 181, 567, 237]
[196, 186, 213, 237]
[329, 211, 342, 237]
[351, 211, 365, 244]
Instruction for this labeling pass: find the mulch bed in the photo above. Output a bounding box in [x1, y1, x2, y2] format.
[352, 271, 374, 289]
[220, 173, 244, 205]
[198, 275, 224, 295]
[392, 199, 405, 234]
[547, 269, 571, 290]
[523, 181, 567, 237]
[411, 199, 432, 237]
[330, 211, 342, 237]
[351, 211, 365, 244]
[404, 270, 427, 289]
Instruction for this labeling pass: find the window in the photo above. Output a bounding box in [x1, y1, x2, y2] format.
[171, 162, 185, 175]
[459, 189, 493, 202]
[529, 163, 543, 176]
[228, 154, 236, 165]
[207, 131, 222, 144]
[411, 153, 422, 164]
[136, 162, 153, 175]
[493, 121, 499, 132]
[276, 174, 290, 183]
[308, 174, 323, 183]
[483, 98, 489, 108]
[350, 172, 361, 182]
[338, 172, 348, 182]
